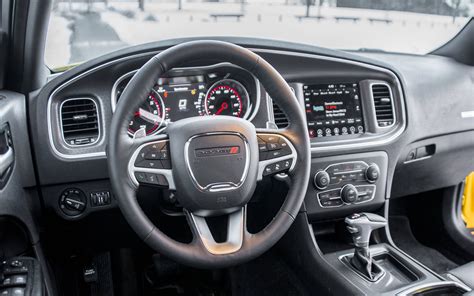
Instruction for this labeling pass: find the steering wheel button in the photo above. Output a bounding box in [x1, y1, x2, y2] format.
[145, 152, 160, 160]
[159, 150, 169, 160]
[161, 159, 171, 169]
[282, 159, 292, 169]
[263, 165, 274, 176]
[258, 143, 268, 152]
[268, 150, 283, 158]
[267, 142, 281, 151]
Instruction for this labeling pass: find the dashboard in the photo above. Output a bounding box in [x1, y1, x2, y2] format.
[31, 38, 474, 222]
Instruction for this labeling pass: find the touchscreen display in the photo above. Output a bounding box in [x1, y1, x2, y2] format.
[304, 83, 364, 138]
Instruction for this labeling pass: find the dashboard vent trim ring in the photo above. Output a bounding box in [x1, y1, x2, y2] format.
[59, 97, 101, 147]
[370, 83, 395, 128]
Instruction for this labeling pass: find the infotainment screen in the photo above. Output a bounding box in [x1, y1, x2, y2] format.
[304, 83, 364, 138]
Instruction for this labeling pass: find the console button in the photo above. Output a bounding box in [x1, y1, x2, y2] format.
[314, 171, 330, 190]
[135, 160, 163, 169]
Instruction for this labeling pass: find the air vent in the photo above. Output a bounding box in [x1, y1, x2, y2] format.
[371, 84, 394, 127]
[60, 98, 100, 146]
[272, 101, 289, 128]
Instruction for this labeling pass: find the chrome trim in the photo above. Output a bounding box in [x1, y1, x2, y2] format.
[396, 281, 471, 295]
[257, 133, 297, 181]
[59, 97, 101, 147]
[204, 78, 251, 119]
[184, 132, 250, 192]
[254, 49, 406, 153]
[47, 47, 406, 159]
[47, 52, 155, 159]
[338, 252, 386, 283]
[369, 81, 396, 129]
[189, 207, 245, 255]
[128, 138, 176, 190]
[316, 184, 376, 208]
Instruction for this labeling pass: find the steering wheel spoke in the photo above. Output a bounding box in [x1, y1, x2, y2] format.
[256, 130, 297, 181]
[128, 135, 176, 190]
[186, 207, 246, 255]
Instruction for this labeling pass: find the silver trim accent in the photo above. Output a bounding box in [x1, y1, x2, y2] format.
[396, 281, 471, 296]
[189, 207, 245, 255]
[48, 52, 155, 159]
[369, 82, 396, 129]
[47, 48, 406, 159]
[338, 252, 386, 283]
[316, 184, 376, 208]
[128, 138, 176, 190]
[59, 97, 101, 147]
[257, 133, 297, 181]
[204, 78, 251, 119]
[111, 62, 261, 122]
[184, 132, 250, 192]
[255, 49, 406, 153]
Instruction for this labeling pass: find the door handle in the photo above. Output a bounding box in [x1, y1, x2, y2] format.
[0, 146, 13, 177]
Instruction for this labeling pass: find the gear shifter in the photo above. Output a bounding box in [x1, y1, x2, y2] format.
[345, 213, 387, 281]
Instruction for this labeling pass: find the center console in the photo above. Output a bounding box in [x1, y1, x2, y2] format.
[305, 151, 388, 220]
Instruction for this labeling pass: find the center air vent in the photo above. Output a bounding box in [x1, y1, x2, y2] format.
[371, 84, 394, 127]
[60, 98, 100, 146]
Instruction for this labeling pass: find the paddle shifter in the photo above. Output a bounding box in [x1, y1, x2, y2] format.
[345, 213, 387, 281]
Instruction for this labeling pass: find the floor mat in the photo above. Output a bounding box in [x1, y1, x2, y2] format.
[389, 216, 458, 274]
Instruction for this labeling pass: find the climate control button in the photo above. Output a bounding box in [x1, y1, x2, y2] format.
[314, 171, 330, 190]
[340, 184, 358, 203]
[365, 163, 380, 183]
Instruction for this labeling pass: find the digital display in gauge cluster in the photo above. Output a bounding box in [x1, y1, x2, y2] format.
[117, 72, 252, 137]
[304, 83, 364, 138]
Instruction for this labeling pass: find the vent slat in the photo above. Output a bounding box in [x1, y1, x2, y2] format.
[371, 84, 394, 127]
[61, 98, 99, 146]
[272, 101, 289, 129]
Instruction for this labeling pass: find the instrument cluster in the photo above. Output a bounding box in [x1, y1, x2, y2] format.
[112, 64, 260, 137]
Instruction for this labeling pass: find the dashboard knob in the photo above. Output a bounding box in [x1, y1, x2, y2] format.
[365, 163, 380, 183]
[341, 184, 358, 203]
[314, 171, 330, 190]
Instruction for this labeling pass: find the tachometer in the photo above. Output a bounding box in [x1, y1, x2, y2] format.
[204, 79, 249, 118]
[128, 90, 164, 136]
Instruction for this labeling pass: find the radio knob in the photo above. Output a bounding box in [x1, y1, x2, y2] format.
[340, 184, 358, 203]
[314, 171, 330, 190]
[365, 164, 380, 183]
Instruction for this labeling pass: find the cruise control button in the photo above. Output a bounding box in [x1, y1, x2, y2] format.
[259, 135, 279, 143]
[268, 150, 284, 159]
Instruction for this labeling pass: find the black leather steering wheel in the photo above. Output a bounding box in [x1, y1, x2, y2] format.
[108, 41, 310, 269]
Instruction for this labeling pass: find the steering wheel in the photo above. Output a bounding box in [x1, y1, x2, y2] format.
[108, 41, 310, 269]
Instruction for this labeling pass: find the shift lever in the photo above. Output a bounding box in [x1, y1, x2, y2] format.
[345, 213, 387, 281]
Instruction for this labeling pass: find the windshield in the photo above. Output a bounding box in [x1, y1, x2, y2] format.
[45, 0, 473, 70]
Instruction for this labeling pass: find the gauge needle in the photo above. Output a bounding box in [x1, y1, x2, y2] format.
[137, 108, 163, 123]
[215, 102, 229, 115]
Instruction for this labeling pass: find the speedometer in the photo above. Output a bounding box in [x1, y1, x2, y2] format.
[128, 90, 164, 136]
[204, 79, 249, 118]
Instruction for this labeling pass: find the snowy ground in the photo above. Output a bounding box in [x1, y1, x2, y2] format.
[45, 0, 470, 68]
